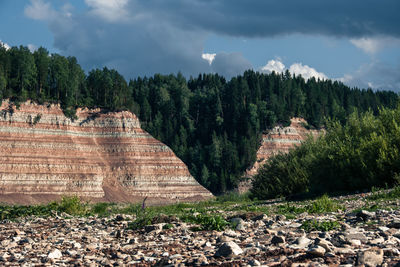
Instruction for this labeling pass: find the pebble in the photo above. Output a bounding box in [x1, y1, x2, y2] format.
[357, 247, 384, 267]
[215, 241, 243, 257]
[48, 249, 62, 259]
[308, 245, 326, 257]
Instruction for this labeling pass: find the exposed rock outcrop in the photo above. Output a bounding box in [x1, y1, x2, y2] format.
[238, 118, 322, 193]
[0, 100, 212, 204]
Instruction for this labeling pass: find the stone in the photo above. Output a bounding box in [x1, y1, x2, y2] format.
[308, 246, 326, 257]
[295, 236, 311, 248]
[315, 238, 333, 252]
[73, 242, 82, 249]
[230, 217, 244, 225]
[144, 224, 163, 233]
[275, 215, 286, 222]
[217, 235, 233, 243]
[378, 226, 389, 232]
[48, 249, 62, 259]
[369, 237, 384, 245]
[271, 235, 285, 245]
[223, 229, 239, 238]
[215, 241, 243, 257]
[236, 223, 246, 231]
[244, 247, 261, 255]
[356, 210, 376, 221]
[357, 248, 383, 267]
[389, 220, 400, 229]
[349, 239, 362, 246]
[249, 259, 261, 266]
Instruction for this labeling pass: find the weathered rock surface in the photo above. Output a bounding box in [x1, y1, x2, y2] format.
[239, 117, 322, 193]
[0, 100, 212, 204]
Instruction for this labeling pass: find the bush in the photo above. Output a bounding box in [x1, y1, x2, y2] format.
[306, 194, 341, 213]
[181, 214, 229, 231]
[92, 202, 113, 216]
[57, 196, 88, 216]
[251, 106, 400, 200]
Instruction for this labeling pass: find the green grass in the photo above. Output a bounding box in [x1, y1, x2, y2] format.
[181, 214, 229, 231]
[301, 219, 341, 232]
[91, 202, 115, 216]
[305, 194, 342, 213]
[277, 203, 307, 215]
[0, 189, 388, 232]
[367, 185, 400, 201]
[276, 194, 341, 216]
[0, 196, 88, 220]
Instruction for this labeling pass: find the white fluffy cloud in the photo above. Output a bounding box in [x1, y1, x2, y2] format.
[261, 59, 327, 80]
[84, 0, 129, 22]
[350, 37, 400, 54]
[24, 0, 57, 20]
[289, 63, 327, 80]
[350, 38, 384, 54]
[202, 53, 216, 65]
[0, 40, 10, 50]
[261, 59, 286, 73]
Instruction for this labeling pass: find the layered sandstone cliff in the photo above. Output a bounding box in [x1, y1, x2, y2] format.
[0, 100, 212, 204]
[238, 118, 322, 193]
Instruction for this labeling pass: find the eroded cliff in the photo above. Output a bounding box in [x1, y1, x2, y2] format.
[0, 100, 212, 204]
[238, 118, 322, 193]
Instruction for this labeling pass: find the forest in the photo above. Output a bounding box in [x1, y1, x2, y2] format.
[0, 45, 399, 194]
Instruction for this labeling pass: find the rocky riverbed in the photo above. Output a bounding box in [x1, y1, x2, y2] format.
[1, 196, 400, 266]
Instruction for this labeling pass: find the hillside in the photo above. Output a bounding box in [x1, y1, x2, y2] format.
[0, 100, 212, 204]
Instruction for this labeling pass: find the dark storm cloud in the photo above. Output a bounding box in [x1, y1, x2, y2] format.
[131, 0, 400, 38]
[211, 52, 253, 79]
[25, 0, 400, 81]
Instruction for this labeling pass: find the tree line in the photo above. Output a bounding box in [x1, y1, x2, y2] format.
[0, 45, 398, 194]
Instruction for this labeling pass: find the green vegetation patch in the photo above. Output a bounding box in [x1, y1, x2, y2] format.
[301, 219, 341, 232]
[252, 107, 400, 200]
[305, 194, 342, 214]
[367, 185, 400, 201]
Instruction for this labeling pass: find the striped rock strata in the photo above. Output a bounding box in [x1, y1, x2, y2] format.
[238, 118, 322, 193]
[0, 100, 212, 204]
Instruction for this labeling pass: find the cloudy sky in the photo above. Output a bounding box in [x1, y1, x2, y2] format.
[1, 0, 399, 92]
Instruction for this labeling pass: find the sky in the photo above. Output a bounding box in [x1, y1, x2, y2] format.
[0, 0, 400, 92]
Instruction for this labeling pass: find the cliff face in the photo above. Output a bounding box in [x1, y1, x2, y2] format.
[238, 118, 322, 193]
[0, 100, 212, 204]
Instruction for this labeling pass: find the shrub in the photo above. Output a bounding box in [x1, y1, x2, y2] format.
[306, 194, 341, 213]
[181, 214, 229, 231]
[251, 106, 400, 200]
[57, 196, 88, 216]
[92, 202, 113, 216]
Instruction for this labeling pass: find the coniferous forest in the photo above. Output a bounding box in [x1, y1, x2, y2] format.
[0, 45, 399, 194]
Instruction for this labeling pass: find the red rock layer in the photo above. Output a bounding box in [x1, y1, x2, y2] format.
[0, 100, 212, 204]
[238, 118, 322, 193]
